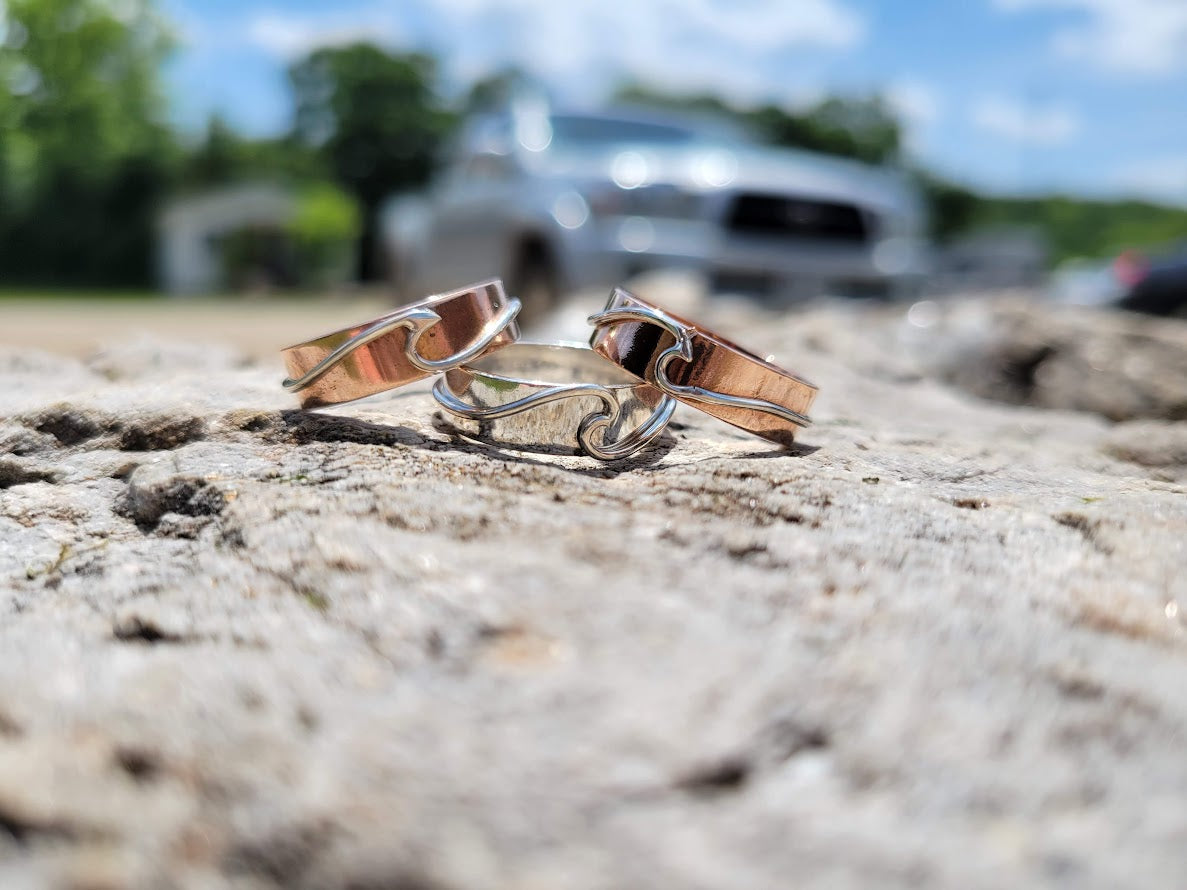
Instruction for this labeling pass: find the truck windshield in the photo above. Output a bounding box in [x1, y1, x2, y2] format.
[548, 115, 699, 147]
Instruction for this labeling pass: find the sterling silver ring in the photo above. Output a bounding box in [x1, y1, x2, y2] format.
[432, 342, 676, 461]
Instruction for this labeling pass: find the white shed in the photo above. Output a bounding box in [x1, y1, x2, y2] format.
[158, 184, 297, 295]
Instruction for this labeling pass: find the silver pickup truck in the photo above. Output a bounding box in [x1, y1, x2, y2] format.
[380, 104, 929, 316]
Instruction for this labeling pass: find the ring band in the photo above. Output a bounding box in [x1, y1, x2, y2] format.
[281, 280, 521, 408]
[588, 287, 818, 445]
[432, 342, 676, 461]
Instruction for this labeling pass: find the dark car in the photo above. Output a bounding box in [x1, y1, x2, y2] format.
[1118, 250, 1187, 317]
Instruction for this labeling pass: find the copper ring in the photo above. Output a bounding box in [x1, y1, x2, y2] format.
[281, 280, 521, 408]
[588, 287, 818, 446]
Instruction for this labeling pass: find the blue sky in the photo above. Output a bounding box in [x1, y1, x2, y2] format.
[163, 0, 1187, 204]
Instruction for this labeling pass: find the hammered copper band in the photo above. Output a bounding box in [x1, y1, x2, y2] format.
[281, 280, 520, 408]
[588, 287, 818, 445]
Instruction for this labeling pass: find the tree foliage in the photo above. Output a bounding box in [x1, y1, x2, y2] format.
[614, 84, 902, 164]
[462, 66, 543, 113]
[912, 172, 984, 242]
[289, 182, 363, 287]
[965, 195, 1187, 263]
[181, 114, 326, 191]
[0, 2, 1182, 291]
[288, 44, 453, 278]
[0, 0, 176, 284]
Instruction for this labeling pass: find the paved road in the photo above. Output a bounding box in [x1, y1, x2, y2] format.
[0, 297, 396, 359]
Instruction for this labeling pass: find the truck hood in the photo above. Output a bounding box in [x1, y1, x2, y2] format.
[538, 142, 917, 217]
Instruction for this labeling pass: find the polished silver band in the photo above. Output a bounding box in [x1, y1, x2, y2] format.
[432, 342, 675, 461]
[588, 302, 813, 429]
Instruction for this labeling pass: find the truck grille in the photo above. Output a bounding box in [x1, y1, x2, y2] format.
[725, 194, 869, 242]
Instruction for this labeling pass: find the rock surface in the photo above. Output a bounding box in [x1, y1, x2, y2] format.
[1, 283, 1186, 889]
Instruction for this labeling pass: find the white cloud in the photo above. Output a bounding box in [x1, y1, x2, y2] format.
[883, 80, 942, 156]
[971, 94, 1080, 145]
[244, 8, 405, 59]
[181, 0, 866, 130]
[414, 0, 866, 104]
[236, 0, 864, 107]
[994, 0, 1187, 76]
[885, 80, 940, 126]
[431, 0, 863, 54]
[220, 1, 865, 104]
[660, 0, 864, 53]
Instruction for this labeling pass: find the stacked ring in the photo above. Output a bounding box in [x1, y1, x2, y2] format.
[281, 279, 818, 460]
[281, 280, 521, 408]
[588, 287, 818, 446]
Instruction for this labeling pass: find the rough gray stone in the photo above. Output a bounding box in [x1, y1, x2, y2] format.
[906, 298, 1187, 421]
[0, 289, 1185, 890]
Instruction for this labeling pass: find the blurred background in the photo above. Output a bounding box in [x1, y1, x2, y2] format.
[1, 0, 1186, 353]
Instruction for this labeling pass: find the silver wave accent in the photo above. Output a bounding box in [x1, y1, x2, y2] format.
[283, 297, 521, 394]
[432, 376, 675, 461]
[588, 304, 812, 429]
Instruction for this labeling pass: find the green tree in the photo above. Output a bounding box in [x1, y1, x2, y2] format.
[183, 115, 244, 187]
[913, 171, 984, 242]
[0, 0, 176, 285]
[753, 96, 901, 165]
[614, 84, 902, 164]
[288, 182, 363, 288]
[181, 114, 327, 190]
[288, 44, 453, 279]
[462, 66, 543, 113]
[964, 195, 1187, 263]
